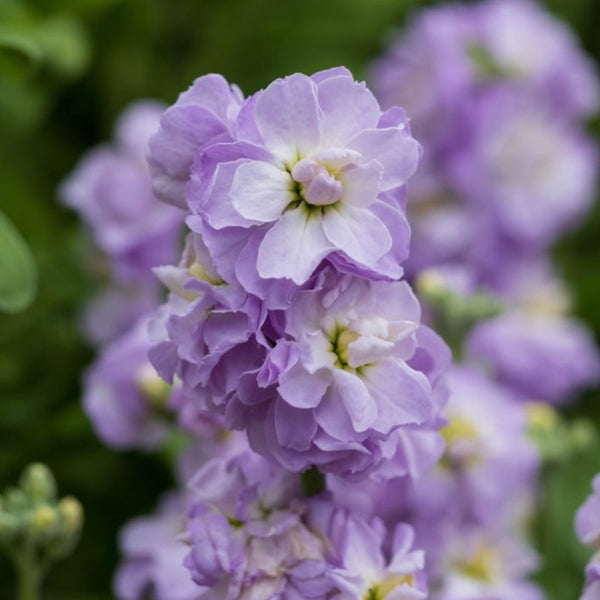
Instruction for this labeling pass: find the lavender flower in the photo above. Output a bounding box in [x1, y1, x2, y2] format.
[467, 313, 600, 405]
[576, 475, 600, 599]
[148, 75, 244, 209]
[84, 317, 174, 450]
[114, 493, 199, 600]
[428, 524, 544, 600]
[326, 513, 427, 600]
[476, 0, 599, 119]
[60, 101, 183, 285]
[236, 271, 448, 477]
[150, 67, 421, 293]
[448, 86, 598, 250]
[412, 366, 539, 526]
[184, 451, 333, 599]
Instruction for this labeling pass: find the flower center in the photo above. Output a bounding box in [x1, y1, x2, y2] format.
[365, 574, 416, 600]
[136, 363, 171, 409]
[291, 158, 343, 206]
[330, 327, 360, 369]
[456, 544, 498, 583]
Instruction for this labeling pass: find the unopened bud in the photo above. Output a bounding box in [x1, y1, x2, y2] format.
[416, 269, 446, 301]
[0, 510, 21, 543]
[4, 487, 27, 513]
[29, 504, 59, 540]
[57, 496, 83, 537]
[570, 419, 596, 451]
[526, 402, 558, 433]
[20, 463, 57, 504]
[47, 496, 84, 559]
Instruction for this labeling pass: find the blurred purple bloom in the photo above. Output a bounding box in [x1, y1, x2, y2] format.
[412, 366, 539, 526]
[576, 474, 600, 599]
[84, 317, 174, 450]
[114, 493, 199, 600]
[60, 101, 183, 285]
[427, 523, 544, 600]
[477, 0, 599, 119]
[448, 86, 598, 250]
[184, 451, 334, 599]
[80, 285, 159, 347]
[371, 0, 599, 126]
[326, 512, 427, 600]
[577, 475, 600, 547]
[467, 312, 600, 404]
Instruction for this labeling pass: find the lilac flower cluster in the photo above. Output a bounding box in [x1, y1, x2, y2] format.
[60, 2, 600, 597]
[147, 67, 448, 480]
[370, 0, 600, 406]
[368, 1, 599, 597]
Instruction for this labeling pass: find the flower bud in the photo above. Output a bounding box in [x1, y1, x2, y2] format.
[20, 463, 57, 504]
[29, 504, 60, 542]
[0, 510, 21, 544]
[47, 496, 84, 559]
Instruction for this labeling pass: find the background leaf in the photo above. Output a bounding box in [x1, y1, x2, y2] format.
[0, 211, 37, 314]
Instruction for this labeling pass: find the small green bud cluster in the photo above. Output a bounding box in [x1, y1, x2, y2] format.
[0, 463, 83, 575]
[416, 269, 503, 358]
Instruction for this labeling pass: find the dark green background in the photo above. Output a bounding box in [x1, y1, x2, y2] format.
[1, 0, 599, 598]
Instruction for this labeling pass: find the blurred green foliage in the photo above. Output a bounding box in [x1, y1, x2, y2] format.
[0, 0, 599, 598]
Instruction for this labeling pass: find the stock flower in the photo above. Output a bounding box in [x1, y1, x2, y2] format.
[411, 366, 539, 526]
[184, 451, 334, 599]
[148, 233, 266, 416]
[371, 0, 599, 128]
[369, 3, 476, 142]
[234, 271, 447, 477]
[80, 285, 159, 347]
[448, 87, 598, 249]
[576, 475, 600, 599]
[326, 512, 427, 600]
[60, 101, 183, 284]
[577, 475, 600, 548]
[114, 493, 199, 600]
[179, 67, 420, 292]
[427, 524, 543, 600]
[476, 0, 599, 119]
[467, 313, 600, 405]
[84, 317, 174, 449]
[148, 75, 244, 208]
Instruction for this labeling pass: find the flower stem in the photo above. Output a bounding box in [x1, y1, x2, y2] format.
[301, 465, 325, 497]
[16, 542, 41, 600]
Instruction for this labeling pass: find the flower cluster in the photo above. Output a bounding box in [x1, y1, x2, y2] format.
[368, 1, 599, 597]
[371, 0, 600, 407]
[147, 67, 447, 480]
[60, 2, 600, 598]
[60, 102, 187, 449]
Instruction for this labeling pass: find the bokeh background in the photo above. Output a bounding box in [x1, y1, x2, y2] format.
[1, 0, 599, 598]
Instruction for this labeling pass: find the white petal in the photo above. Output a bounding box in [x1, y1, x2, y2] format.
[322, 205, 391, 267]
[254, 74, 321, 165]
[348, 127, 421, 191]
[339, 159, 383, 208]
[257, 205, 333, 284]
[230, 161, 296, 222]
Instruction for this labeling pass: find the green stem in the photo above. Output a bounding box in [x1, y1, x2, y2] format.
[301, 465, 325, 497]
[16, 541, 41, 600]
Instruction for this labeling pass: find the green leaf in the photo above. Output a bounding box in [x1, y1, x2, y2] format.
[0, 30, 42, 81]
[0, 211, 37, 313]
[32, 16, 90, 78]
